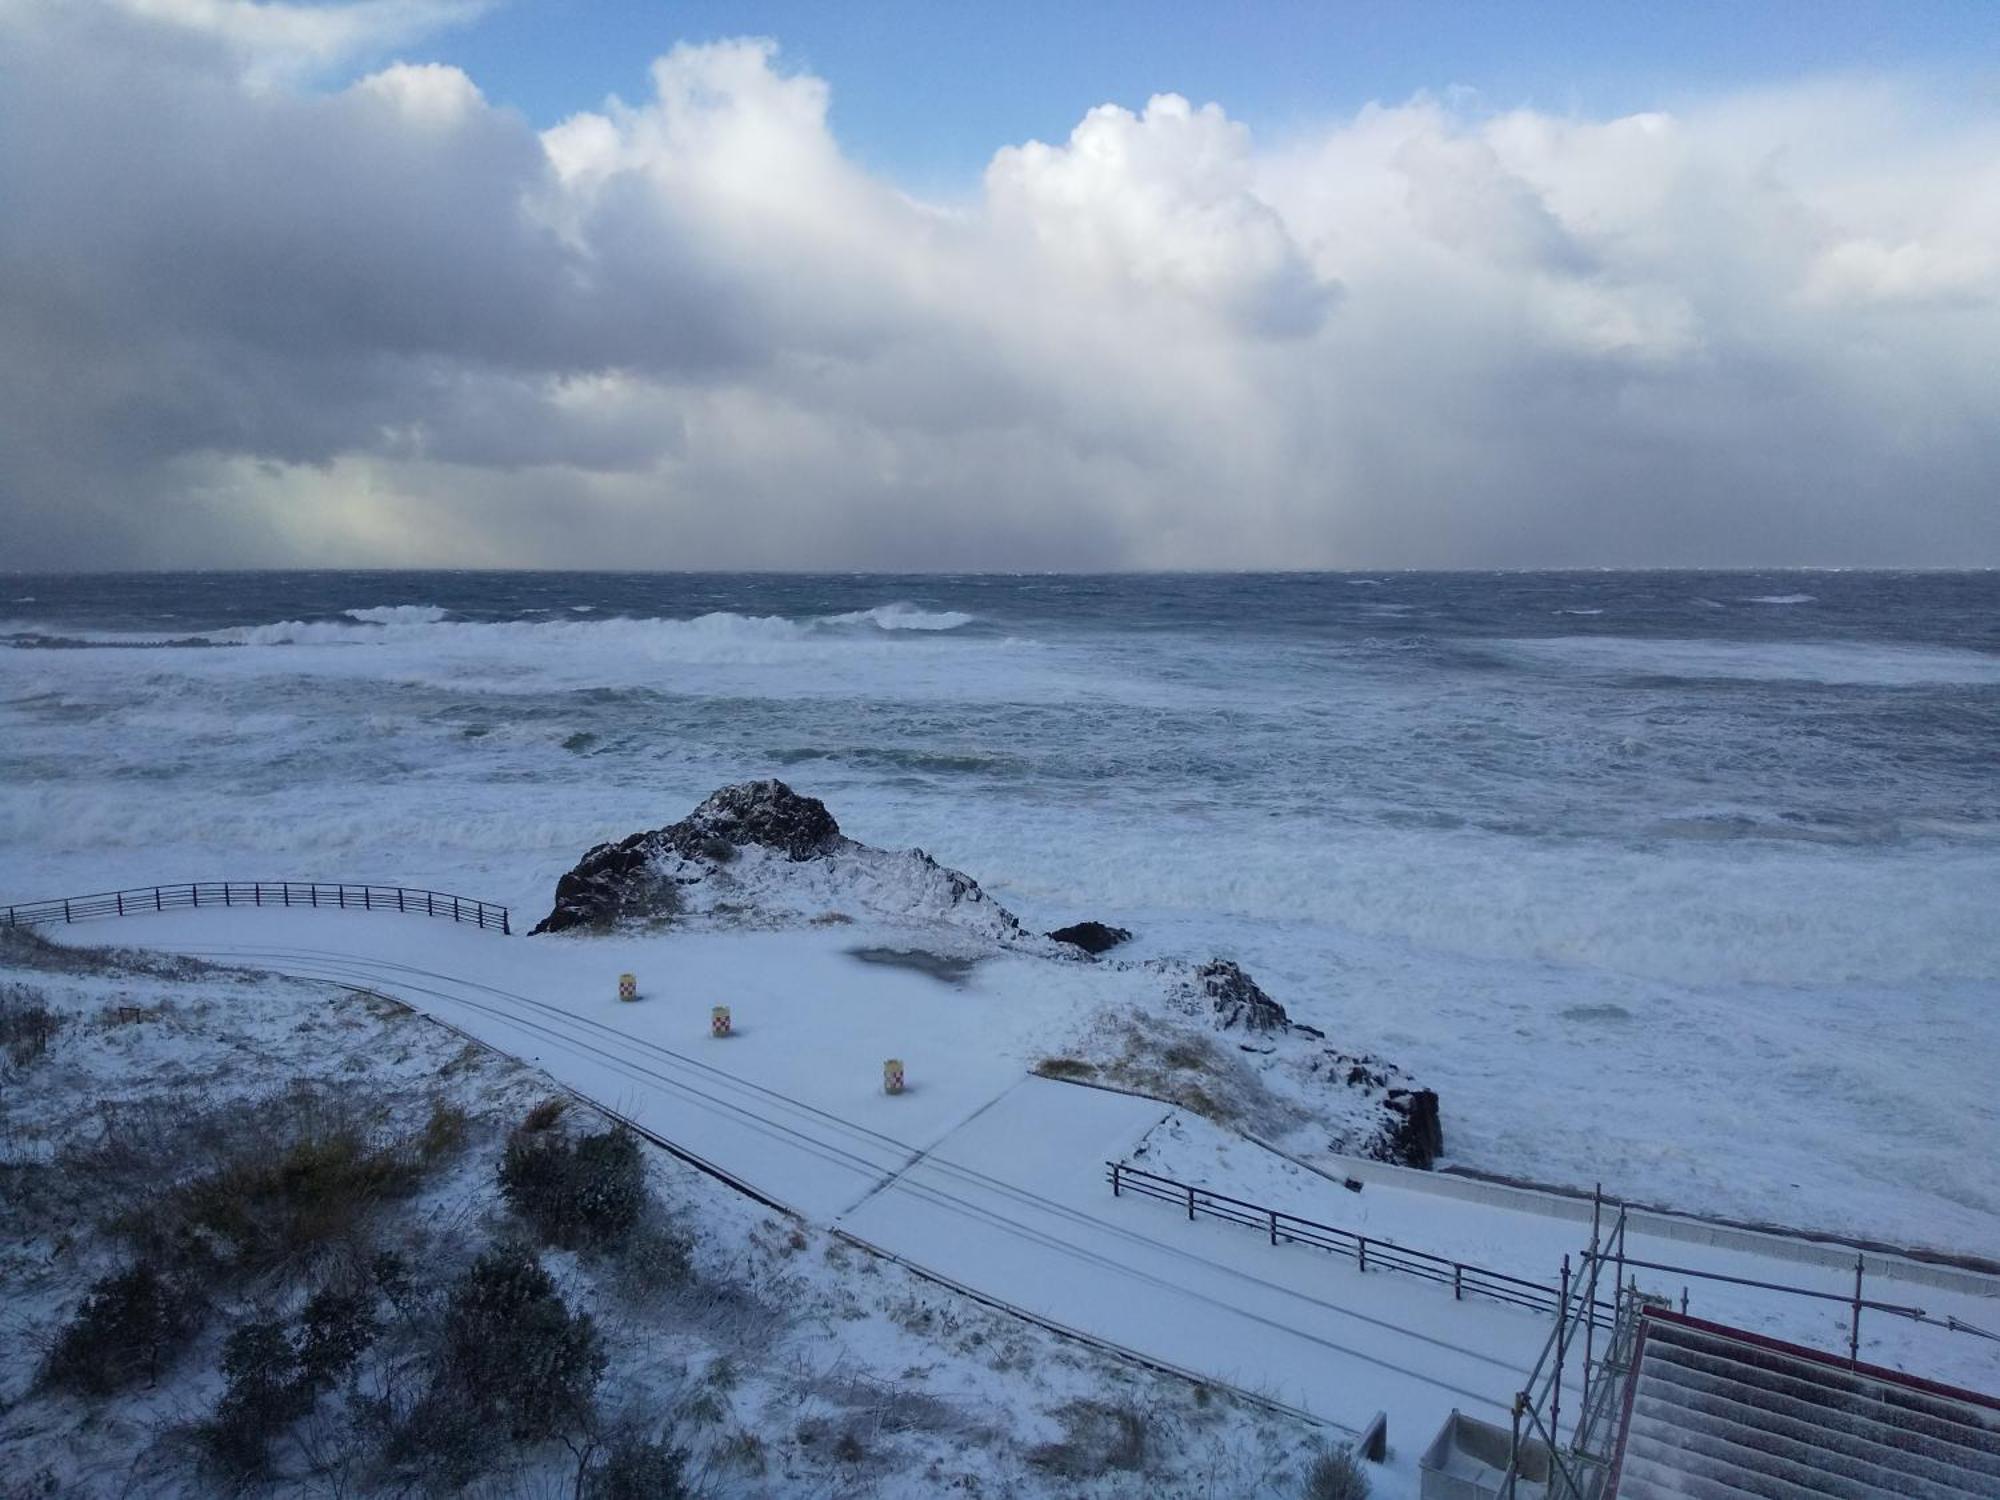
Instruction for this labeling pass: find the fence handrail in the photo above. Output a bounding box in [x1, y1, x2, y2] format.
[2, 880, 511, 935]
[1107, 1159, 1615, 1326]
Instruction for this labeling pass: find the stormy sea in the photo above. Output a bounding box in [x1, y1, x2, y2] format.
[4, 570, 1996, 1252]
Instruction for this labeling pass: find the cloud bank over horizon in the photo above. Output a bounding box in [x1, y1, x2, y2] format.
[3, 0, 1997, 570]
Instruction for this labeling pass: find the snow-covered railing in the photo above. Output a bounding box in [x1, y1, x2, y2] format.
[1107, 1159, 1611, 1326]
[2, 882, 511, 935]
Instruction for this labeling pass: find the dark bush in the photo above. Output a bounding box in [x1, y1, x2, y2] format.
[499, 1120, 648, 1249]
[0, 985, 61, 1069]
[296, 1284, 379, 1388]
[40, 1260, 201, 1395]
[397, 1243, 605, 1484]
[203, 1319, 306, 1478]
[588, 1436, 691, 1500]
[201, 1286, 379, 1479]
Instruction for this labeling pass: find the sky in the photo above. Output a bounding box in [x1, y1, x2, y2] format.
[2, 0, 1998, 570]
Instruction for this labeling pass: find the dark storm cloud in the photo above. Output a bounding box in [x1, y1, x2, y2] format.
[2, 2, 1997, 568]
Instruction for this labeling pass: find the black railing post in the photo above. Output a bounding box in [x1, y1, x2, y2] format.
[363, 887, 371, 911]
[65, 899, 73, 922]
[155, 888, 162, 912]
[1269, 1209, 1278, 1247]
[427, 892, 436, 916]
[338, 886, 346, 909]
[1850, 1254, 1864, 1367]
[1186, 1184, 1196, 1222]
[1455, 1263, 1463, 1301]
[1111, 1163, 1121, 1197]
[116, 891, 123, 915]
[254, 883, 261, 906]
[1358, 1236, 1367, 1274]
[397, 889, 405, 913]
[453, 897, 461, 922]
[502, 909, 511, 935]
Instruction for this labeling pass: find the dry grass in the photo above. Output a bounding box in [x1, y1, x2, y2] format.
[1032, 1056, 1099, 1082]
[1025, 1398, 1151, 1479]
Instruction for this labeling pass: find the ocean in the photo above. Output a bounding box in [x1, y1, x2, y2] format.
[3, 570, 1996, 1250]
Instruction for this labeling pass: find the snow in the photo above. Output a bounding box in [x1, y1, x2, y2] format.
[0, 927, 1330, 1498]
[39, 898, 1993, 1490]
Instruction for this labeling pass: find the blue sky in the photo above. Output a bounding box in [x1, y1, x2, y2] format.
[422, 0, 2000, 186]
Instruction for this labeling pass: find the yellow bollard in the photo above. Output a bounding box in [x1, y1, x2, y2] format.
[883, 1058, 904, 1095]
[711, 1005, 731, 1038]
[618, 973, 638, 1002]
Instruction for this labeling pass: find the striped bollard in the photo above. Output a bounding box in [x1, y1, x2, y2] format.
[618, 972, 638, 1003]
[883, 1058, 905, 1095]
[711, 1005, 731, 1038]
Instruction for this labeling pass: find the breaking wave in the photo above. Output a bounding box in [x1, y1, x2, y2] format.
[814, 603, 976, 632]
[345, 604, 450, 625]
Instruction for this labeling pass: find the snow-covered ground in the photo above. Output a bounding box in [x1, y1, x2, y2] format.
[0, 927, 1331, 1498]
[35, 899, 1993, 1492]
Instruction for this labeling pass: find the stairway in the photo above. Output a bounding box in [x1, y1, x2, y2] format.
[1610, 1316, 2000, 1500]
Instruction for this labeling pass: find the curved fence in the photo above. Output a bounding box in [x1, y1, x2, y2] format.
[2, 881, 510, 935]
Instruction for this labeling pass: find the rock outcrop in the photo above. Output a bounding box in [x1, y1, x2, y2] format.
[1046, 921, 1132, 955]
[532, 780, 1029, 944]
[532, 779, 1444, 1169]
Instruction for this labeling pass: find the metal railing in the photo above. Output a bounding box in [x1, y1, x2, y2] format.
[1107, 1159, 1614, 1326]
[3, 881, 510, 935]
[1499, 1191, 1996, 1500]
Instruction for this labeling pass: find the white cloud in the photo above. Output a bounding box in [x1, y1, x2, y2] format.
[1, 1, 1997, 568]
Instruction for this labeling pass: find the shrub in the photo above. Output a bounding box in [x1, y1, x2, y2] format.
[201, 1286, 379, 1479]
[0, 985, 60, 1069]
[1304, 1447, 1371, 1500]
[587, 1437, 690, 1500]
[397, 1243, 605, 1484]
[499, 1120, 648, 1249]
[40, 1260, 201, 1395]
[203, 1319, 306, 1478]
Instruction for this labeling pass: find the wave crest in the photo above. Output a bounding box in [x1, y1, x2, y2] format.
[344, 604, 450, 625]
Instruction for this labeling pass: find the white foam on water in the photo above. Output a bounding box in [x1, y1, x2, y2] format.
[343, 603, 450, 625]
[1745, 592, 1816, 604]
[5, 586, 1996, 1255]
[1497, 634, 2000, 686]
[816, 602, 977, 631]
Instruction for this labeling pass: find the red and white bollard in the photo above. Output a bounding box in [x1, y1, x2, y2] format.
[711, 1005, 731, 1038]
[618, 973, 638, 1003]
[883, 1058, 904, 1095]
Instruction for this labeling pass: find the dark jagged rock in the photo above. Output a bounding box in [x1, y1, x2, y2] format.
[1047, 921, 1132, 955]
[653, 779, 842, 863]
[533, 780, 843, 934]
[1194, 960, 1289, 1033]
[1381, 1089, 1444, 1170]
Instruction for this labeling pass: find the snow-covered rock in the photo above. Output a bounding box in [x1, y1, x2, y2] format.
[534, 781, 1443, 1167]
[531, 779, 1037, 948]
